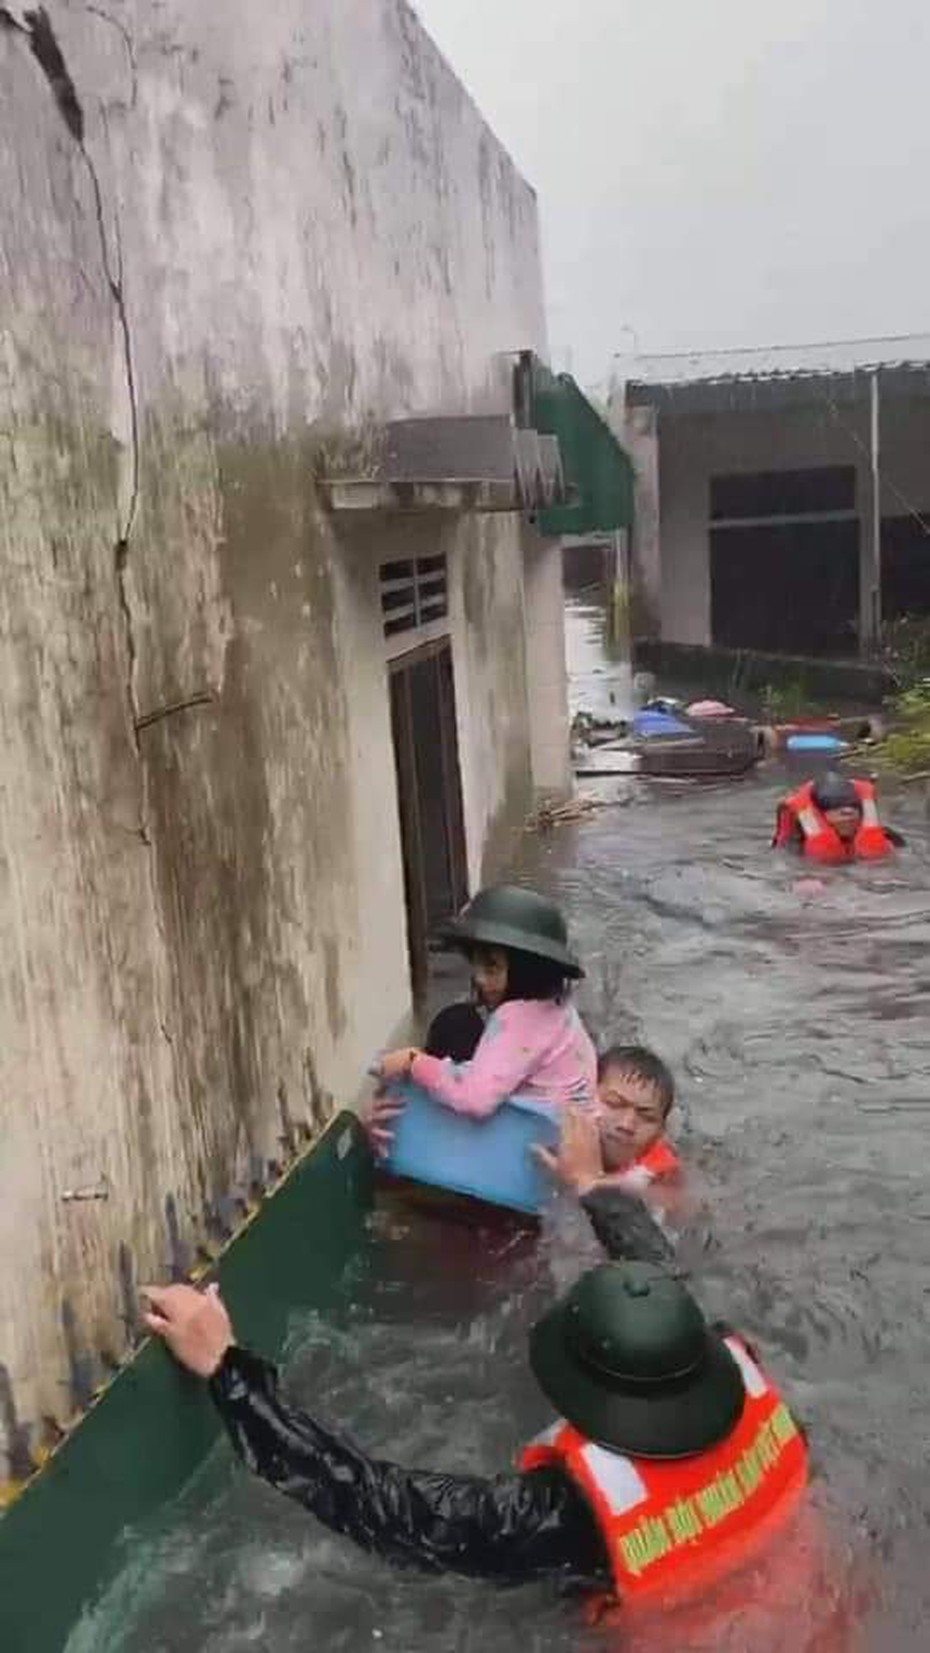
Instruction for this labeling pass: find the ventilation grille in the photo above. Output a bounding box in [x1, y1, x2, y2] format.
[380, 556, 448, 639]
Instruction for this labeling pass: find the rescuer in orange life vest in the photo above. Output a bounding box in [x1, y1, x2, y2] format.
[143, 1256, 815, 1625]
[773, 771, 903, 862]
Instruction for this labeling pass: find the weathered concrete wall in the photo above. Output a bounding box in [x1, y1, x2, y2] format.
[522, 533, 572, 800]
[338, 508, 541, 897]
[457, 514, 535, 881]
[0, 0, 548, 1461]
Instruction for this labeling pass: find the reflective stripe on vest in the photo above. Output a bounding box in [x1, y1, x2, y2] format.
[797, 805, 826, 840]
[519, 1336, 808, 1608]
[781, 780, 890, 863]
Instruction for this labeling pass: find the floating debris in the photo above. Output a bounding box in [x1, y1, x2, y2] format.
[525, 795, 608, 831]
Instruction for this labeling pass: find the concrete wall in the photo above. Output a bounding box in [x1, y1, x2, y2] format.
[656, 394, 930, 647]
[0, 0, 549, 1460]
[522, 533, 572, 802]
[342, 509, 546, 894]
[872, 393, 930, 522]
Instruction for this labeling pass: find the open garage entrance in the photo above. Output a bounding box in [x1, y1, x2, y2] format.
[710, 467, 859, 654]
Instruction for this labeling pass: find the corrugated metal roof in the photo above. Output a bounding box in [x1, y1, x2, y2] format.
[620, 334, 930, 416]
[621, 332, 930, 389]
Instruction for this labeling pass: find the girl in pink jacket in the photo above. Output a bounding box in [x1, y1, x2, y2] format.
[372, 885, 596, 1137]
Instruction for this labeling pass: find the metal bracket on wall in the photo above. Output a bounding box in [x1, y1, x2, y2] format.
[60, 1172, 110, 1204]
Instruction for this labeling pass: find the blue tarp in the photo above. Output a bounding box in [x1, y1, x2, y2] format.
[633, 709, 692, 738]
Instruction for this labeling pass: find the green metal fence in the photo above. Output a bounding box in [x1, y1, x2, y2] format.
[0, 1112, 374, 1653]
[527, 357, 634, 537]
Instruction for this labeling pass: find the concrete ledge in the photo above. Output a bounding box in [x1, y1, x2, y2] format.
[320, 478, 522, 514]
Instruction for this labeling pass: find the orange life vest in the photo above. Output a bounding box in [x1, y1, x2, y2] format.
[773, 779, 891, 863]
[520, 1336, 807, 1616]
[598, 1138, 682, 1195]
[628, 1137, 681, 1187]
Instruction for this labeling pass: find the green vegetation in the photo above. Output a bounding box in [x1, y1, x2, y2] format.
[874, 681, 930, 776]
[879, 614, 930, 688]
[870, 615, 930, 776]
[758, 678, 812, 722]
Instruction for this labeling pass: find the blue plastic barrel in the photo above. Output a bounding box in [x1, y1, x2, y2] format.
[382, 1081, 560, 1215]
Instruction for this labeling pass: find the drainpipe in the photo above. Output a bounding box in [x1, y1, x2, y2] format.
[866, 369, 882, 654]
[607, 528, 635, 717]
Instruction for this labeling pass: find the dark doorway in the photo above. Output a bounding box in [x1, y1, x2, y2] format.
[711, 520, 860, 654]
[562, 539, 609, 593]
[709, 466, 859, 654]
[389, 639, 468, 1000]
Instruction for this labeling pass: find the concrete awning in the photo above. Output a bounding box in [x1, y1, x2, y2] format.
[318, 415, 568, 515]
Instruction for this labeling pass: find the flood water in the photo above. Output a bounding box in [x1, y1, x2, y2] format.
[69, 596, 930, 1651]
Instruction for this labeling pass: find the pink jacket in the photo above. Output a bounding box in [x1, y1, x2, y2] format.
[410, 999, 597, 1118]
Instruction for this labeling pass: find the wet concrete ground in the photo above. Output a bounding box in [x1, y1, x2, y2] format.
[70, 598, 930, 1651]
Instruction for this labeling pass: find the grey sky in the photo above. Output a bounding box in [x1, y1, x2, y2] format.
[414, 0, 930, 387]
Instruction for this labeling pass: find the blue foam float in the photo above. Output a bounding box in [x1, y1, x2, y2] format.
[785, 732, 847, 753]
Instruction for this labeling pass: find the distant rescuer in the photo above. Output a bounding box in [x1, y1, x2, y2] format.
[142, 1264, 836, 1637]
[772, 771, 902, 862]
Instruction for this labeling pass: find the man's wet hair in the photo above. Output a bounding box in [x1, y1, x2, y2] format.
[597, 1044, 675, 1118]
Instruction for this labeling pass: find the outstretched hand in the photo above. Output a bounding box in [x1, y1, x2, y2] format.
[364, 1089, 408, 1157]
[532, 1105, 604, 1196]
[141, 1281, 234, 1378]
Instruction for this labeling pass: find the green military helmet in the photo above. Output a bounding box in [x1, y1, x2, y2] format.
[440, 884, 583, 978]
[529, 1263, 745, 1459]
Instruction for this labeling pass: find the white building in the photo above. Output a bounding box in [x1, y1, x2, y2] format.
[615, 336, 930, 658]
[0, 0, 629, 1458]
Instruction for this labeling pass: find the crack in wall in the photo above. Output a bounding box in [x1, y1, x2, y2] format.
[4, 5, 143, 746]
[85, 3, 138, 111]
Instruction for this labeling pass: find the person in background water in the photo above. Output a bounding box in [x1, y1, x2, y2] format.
[143, 1259, 830, 1641]
[371, 886, 596, 1133]
[772, 772, 903, 862]
[536, 1044, 680, 1198]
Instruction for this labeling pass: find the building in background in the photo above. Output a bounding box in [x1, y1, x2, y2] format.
[614, 336, 930, 659]
[0, 0, 630, 1463]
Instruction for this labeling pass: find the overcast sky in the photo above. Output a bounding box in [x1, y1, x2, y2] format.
[414, 0, 930, 387]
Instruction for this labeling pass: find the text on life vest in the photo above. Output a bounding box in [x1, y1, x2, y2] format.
[618, 1403, 799, 1579]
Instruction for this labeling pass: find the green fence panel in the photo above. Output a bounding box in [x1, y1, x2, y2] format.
[0, 1111, 373, 1653]
[529, 359, 634, 536]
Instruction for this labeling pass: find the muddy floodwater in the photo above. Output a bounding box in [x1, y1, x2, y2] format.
[69, 598, 930, 1651]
